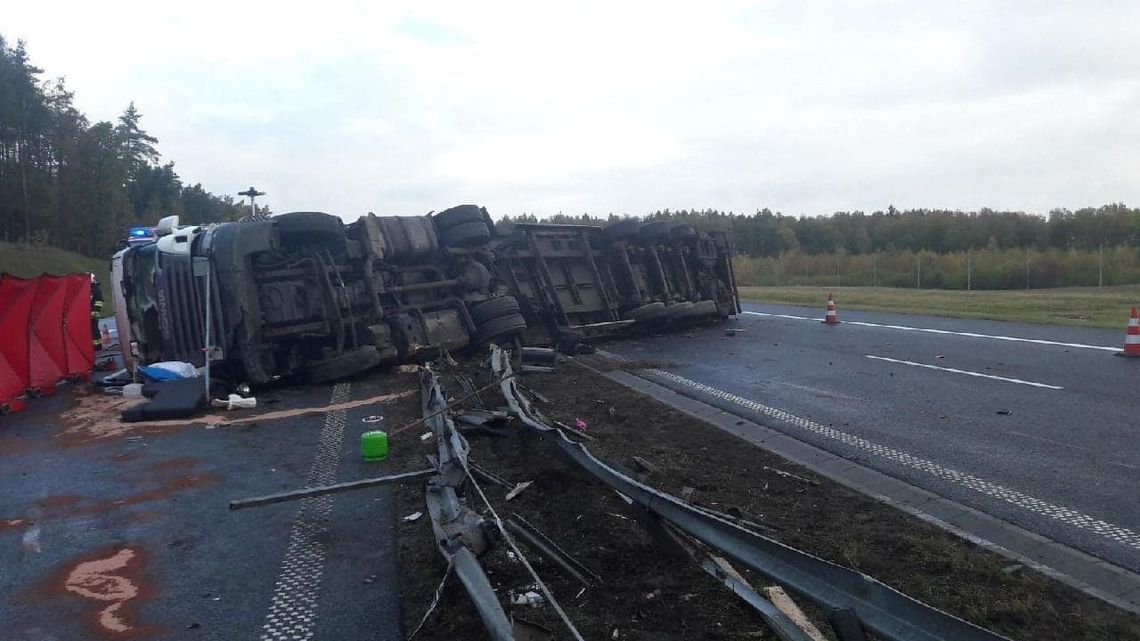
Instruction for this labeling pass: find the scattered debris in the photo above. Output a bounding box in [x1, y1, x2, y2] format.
[680, 486, 695, 501]
[420, 432, 434, 442]
[211, 394, 256, 410]
[630, 456, 659, 475]
[362, 415, 385, 424]
[644, 589, 661, 600]
[763, 586, 829, 641]
[506, 513, 601, 585]
[505, 481, 534, 501]
[935, 354, 945, 359]
[552, 420, 597, 441]
[511, 589, 546, 607]
[996, 409, 1013, 415]
[763, 466, 820, 486]
[574, 418, 588, 431]
[403, 511, 424, 523]
[725, 328, 745, 336]
[469, 462, 514, 489]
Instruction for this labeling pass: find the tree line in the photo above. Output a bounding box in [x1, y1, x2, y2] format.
[0, 36, 246, 259]
[499, 204, 1140, 258]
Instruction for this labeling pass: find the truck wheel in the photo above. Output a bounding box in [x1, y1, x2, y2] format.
[638, 221, 670, 242]
[433, 205, 486, 232]
[625, 302, 667, 324]
[471, 296, 520, 325]
[477, 313, 527, 343]
[441, 221, 492, 247]
[603, 219, 640, 243]
[671, 224, 698, 240]
[275, 211, 345, 248]
[306, 346, 381, 383]
[690, 299, 719, 319]
[665, 301, 694, 320]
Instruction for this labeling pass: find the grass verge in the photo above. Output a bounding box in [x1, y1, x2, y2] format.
[739, 285, 1140, 329]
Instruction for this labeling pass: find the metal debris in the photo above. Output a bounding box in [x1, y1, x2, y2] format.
[762, 465, 820, 486]
[228, 469, 433, 510]
[505, 481, 534, 501]
[506, 513, 600, 586]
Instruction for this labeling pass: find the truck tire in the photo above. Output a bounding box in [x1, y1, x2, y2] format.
[603, 219, 640, 243]
[275, 211, 345, 248]
[306, 346, 381, 383]
[477, 313, 527, 343]
[671, 224, 698, 240]
[433, 205, 486, 232]
[690, 299, 719, 319]
[665, 301, 694, 320]
[625, 302, 667, 324]
[441, 221, 492, 247]
[471, 296, 521, 325]
[638, 221, 670, 242]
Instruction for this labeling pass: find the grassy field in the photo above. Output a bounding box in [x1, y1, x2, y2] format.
[0, 242, 112, 314]
[738, 285, 1140, 329]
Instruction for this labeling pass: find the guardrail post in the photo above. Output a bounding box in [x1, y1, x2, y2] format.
[828, 607, 868, 641]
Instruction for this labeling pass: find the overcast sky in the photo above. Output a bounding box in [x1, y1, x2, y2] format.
[6, 1, 1139, 220]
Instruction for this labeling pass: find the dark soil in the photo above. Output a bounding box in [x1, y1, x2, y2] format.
[388, 357, 1140, 641]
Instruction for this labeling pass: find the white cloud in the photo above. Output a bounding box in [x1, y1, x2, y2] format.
[5, 1, 1138, 220]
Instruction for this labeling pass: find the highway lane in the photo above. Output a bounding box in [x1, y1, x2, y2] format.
[603, 302, 1140, 572]
[0, 375, 406, 641]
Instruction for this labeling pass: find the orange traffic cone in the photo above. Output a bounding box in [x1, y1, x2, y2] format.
[822, 292, 841, 325]
[1119, 307, 1140, 357]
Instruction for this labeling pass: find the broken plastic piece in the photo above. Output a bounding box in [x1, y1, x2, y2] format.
[211, 393, 257, 410]
[511, 590, 545, 606]
[403, 511, 423, 523]
[574, 418, 587, 431]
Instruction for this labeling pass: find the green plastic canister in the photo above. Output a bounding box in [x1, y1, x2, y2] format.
[361, 430, 389, 461]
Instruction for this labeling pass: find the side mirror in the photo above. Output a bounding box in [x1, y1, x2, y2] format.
[156, 215, 180, 236]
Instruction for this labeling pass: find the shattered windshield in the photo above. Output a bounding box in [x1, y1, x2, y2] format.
[123, 243, 163, 364]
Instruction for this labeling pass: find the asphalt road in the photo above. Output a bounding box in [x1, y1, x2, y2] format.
[0, 372, 409, 640]
[604, 301, 1140, 573]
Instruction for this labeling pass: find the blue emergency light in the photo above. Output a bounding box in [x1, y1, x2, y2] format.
[127, 227, 157, 245]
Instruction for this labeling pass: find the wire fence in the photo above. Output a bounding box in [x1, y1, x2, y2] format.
[733, 246, 1140, 290]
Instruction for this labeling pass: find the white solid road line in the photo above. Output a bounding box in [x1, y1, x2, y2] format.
[742, 310, 1119, 352]
[865, 355, 1064, 390]
[610, 358, 1140, 552]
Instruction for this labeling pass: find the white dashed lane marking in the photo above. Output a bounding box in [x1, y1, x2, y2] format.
[594, 350, 1140, 552]
[260, 382, 351, 641]
[865, 355, 1064, 390]
[742, 310, 1118, 352]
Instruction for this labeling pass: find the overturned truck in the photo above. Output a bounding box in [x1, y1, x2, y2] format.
[110, 205, 740, 385]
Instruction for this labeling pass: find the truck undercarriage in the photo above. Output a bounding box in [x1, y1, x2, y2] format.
[112, 206, 740, 386]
